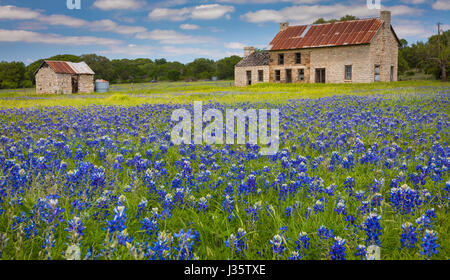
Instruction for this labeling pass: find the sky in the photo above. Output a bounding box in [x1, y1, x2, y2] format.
[0, 0, 448, 64]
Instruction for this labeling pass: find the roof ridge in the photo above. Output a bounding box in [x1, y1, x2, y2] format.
[286, 17, 379, 29]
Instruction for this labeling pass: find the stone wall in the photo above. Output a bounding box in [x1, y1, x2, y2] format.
[369, 23, 399, 82]
[308, 44, 373, 83]
[235, 66, 270, 86]
[78, 74, 94, 93]
[36, 66, 72, 94]
[269, 50, 310, 83]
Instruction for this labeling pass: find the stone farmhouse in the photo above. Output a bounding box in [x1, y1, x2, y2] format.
[235, 11, 400, 86]
[35, 61, 95, 94]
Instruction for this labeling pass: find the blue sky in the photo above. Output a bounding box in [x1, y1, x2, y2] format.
[0, 0, 448, 64]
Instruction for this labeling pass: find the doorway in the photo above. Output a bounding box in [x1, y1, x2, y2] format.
[285, 69, 292, 83]
[246, 70, 252, 85]
[315, 68, 326, 83]
[71, 76, 79, 93]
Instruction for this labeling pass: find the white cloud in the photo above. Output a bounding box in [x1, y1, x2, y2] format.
[149, 4, 234, 21]
[432, 0, 450, 10]
[400, 0, 427, 4]
[93, 0, 144, 10]
[241, 4, 421, 24]
[135, 29, 214, 44]
[0, 5, 147, 35]
[180, 24, 200, 30]
[40, 14, 88, 28]
[0, 29, 121, 45]
[225, 42, 246, 49]
[0, 5, 40, 20]
[219, 0, 320, 3]
[101, 44, 155, 56]
[190, 4, 235, 20]
[393, 20, 435, 39]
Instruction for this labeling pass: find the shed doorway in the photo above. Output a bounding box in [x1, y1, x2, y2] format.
[71, 76, 79, 93]
[315, 68, 326, 83]
[285, 69, 292, 83]
[246, 71, 252, 85]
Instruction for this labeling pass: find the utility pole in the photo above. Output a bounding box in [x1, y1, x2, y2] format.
[437, 22, 446, 82]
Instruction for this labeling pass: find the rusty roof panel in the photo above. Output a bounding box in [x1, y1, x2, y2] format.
[44, 60, 95, 75]
[270, 18, 383, 51]
[45, 61, 76, 74]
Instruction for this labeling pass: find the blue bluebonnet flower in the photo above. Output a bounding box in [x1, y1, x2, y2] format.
[389, 184, 422, 215]
[317, 225, 334, 240]
[225, 228, 247, 256]
[270, 233, 286, 259]
[334, 199, 347, 215]
[289, 251, 301, 260]
[107, 206, 127, 233]
[65, 216, 85, 244]
[420, 230, 439, 259]
[329, 236, 346, 260]
[355, 245, 367, 260]
[415, 214, 433, 232]
[245, 201, 262, 223]
[174, 228, 199, 260]
[198, 196, 209, 212]
[136, 198, 148, 219]
[313, 199, 325, 214]
[295, 232, 310, 251]
[344, 176, 355, 197]
[400, 222, 417, 249]
[363, 213, 382, 246]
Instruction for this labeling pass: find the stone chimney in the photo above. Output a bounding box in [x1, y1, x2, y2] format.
[380, 10, 391, 29]
[280, 22, 289, 31]
[244, 46, 255, 57]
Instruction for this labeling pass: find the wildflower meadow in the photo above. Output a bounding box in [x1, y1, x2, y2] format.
[0, 82, 448, 260]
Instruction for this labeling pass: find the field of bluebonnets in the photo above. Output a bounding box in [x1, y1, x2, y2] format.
[0, 82, 448, 260]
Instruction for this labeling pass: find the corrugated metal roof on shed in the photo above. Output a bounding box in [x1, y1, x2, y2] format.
[270, 18, 383, 51]
[42, 61, 95, 75]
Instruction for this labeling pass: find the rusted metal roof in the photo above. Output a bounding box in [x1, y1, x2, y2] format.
[39, 61, 95, 75]
[270, 18, 384, 51]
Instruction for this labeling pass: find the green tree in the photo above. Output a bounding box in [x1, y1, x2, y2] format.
[187, 58, 216, 79]
[216, 56, 242, 80]
[167, 70, 181, 81]
[0, 61, 29, 89]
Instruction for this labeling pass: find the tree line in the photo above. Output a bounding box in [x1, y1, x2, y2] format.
[0, 54, 242, 89]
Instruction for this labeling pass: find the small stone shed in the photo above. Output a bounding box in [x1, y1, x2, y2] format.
[35, 60, 95, 94]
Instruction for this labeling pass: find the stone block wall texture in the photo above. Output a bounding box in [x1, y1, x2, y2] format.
[309, 44, 372, 83]
[235, 66, 270, 86]
[369, 23, 399, 82]
[36, 65, 94, 94]
[269, 50, 311, 83]
[78, 74, 95, 93]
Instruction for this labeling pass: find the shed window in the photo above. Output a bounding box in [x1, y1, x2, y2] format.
[278, 54, 284, 65]
[275, 70, 281, 81]
[374, 65, 380, 82]
[298, 69, 304, 81]
[295, 53, 301, 64]
[345, 65, 352, 80]
[258, 70, 264, 82]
